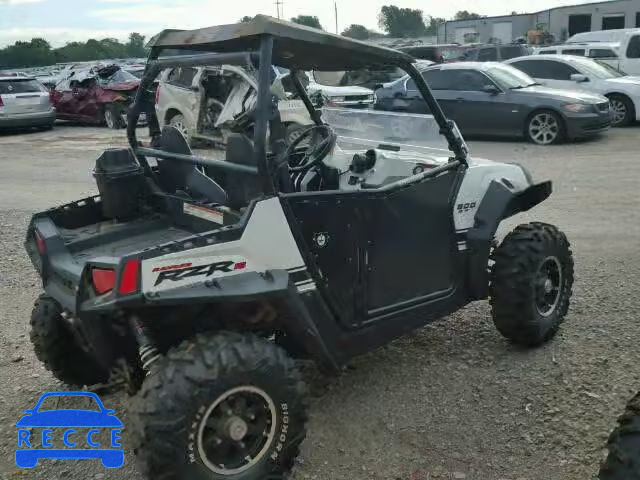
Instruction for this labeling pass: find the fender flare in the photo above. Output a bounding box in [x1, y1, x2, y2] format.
[466, 179, 552, 300]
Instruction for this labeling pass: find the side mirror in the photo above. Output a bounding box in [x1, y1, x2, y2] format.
[570, 74, 589, 83]
[483, 84, 500, 95]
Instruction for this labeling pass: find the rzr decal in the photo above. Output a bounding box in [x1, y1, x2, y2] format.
[154, 261, 246, 286]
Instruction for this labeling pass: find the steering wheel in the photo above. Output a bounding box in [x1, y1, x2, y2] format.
[285, 124, 337, 174]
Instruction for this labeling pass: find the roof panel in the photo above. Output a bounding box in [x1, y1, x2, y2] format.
[148, 15, 414, 71]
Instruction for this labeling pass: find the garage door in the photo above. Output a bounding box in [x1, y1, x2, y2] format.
[456, 27, 478, 43]
[492, 22, 513, 43]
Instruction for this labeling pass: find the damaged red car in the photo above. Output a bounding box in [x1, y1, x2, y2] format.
[51, 64, 144, 129]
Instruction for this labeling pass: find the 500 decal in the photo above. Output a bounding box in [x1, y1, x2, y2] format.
[456, 202, 477, 214]
[153, 260, 247, 286]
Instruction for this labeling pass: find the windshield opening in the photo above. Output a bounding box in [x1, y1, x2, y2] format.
[99, 69, 139, 85]
[321, 107, 451, 157]
[485, 64, 537, 89]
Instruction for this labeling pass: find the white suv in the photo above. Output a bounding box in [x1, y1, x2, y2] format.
[155, 65, 311, 145]
[0, 76, 56, 131]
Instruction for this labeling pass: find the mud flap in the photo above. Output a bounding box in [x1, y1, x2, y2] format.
[466, 180, 552, 300]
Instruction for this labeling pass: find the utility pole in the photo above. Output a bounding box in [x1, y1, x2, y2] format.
[334, 1, 338, 34]
[275, 0, 283, 19]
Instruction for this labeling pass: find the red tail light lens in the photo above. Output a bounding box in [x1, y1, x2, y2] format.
[118, 259, 140, 295]
[0, 95, 4, 107]
[92, 268, 116, 295]
[154, 87, 160, 105]
[34, 229, 46, 255]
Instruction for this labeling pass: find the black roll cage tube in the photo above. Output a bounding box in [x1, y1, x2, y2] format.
[126, 36, 468, 196]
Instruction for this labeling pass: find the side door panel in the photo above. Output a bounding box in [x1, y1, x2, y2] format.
[284, 167, 463, 329]
[362, 170, 460, 318]
[285, 195, 362, 327]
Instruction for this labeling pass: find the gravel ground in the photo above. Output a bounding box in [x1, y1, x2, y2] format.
[1, 124, 639, 480]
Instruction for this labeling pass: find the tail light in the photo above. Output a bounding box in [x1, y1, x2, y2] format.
[34, 229, 46, 255]
[0, 95, 4, 107]
[155, 87, 160, 105]
[92, 268, 116, 295]
[118, 259, 140, 295]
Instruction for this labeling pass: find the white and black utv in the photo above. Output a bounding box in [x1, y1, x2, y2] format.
[25, 16, 573, 480]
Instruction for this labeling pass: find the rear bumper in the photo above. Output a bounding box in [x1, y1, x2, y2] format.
[0, 108, 56, 128]
[331, 100, 374, 109]
[564, 111, 611, 139]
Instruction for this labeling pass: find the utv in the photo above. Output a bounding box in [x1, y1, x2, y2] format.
[25, 16, 573, 480]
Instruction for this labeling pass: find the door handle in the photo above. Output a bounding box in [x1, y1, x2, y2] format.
[455, 97, 465, 102]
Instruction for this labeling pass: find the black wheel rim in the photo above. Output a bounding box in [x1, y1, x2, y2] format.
[197, 386, 276, 475]
[535, 256, 563, 317]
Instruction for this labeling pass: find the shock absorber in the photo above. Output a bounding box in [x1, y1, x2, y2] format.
[130, 316, 161, 372]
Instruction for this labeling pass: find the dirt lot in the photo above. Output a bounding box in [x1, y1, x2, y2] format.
[1, 125, 639, 480]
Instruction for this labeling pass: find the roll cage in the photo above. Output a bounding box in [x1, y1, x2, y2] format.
[126, 15, 469, 199]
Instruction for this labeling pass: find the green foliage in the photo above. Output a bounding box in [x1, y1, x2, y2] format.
[290, 15, 323, 30]
[239, 16, 255, 23]
[454, 10, 484, 20]
[378, 5, 427, 38]
[341, 24, 370, 40]
[0, 33, 148, 68]
[425, 17, 445, 36]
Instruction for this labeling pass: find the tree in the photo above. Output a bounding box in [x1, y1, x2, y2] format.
[0, 34, 151, 68]
[126, 32, 147, 57]
[377, 5, 426, 38]
[425, 16, 445, 36]
[454, 10, 484, 20]
[239, 16, 254, 23]
[341, 24, 370, 40]
[290, 15, 323, 30]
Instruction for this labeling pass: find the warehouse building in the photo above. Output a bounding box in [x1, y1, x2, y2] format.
[437, 0, 640, 44]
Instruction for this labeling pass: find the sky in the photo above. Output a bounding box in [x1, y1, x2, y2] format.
[0, 0, 599, 47]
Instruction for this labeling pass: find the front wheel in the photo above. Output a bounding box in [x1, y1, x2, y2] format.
[489, 223, 574, 347]
[130, 332, 307, 480]
[608, 94, 635, 127]
[104, 104, 125, 129]
[599, 392, 640, 479]
[526, 110, 564, 145]
[169, 113, 190, 141]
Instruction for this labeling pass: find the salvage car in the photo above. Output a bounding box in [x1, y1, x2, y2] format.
[25, 16, 574, 480]
[0, 75, 56, 131]
[506, 54, 640, 126]
[374, 62, 612, 145]
[51, 64, 141, 129]
[156, 64, 311, 145]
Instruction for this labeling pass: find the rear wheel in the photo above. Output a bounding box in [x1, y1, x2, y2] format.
[104, 104, 125, 129]
[599, 392, 640, 479]
[489, 223, 574, 346]
[131, 332, 307, 480]
[169, 113, 190, 140]
[30, 294, 108, 386]
[526, 110, 564, 145]
[608, 94, 635, 127]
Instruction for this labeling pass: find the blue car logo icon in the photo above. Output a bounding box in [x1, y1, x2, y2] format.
[15, 391, 124, 468]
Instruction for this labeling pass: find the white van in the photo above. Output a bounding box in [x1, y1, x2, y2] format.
[562, 29, 640, 75]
